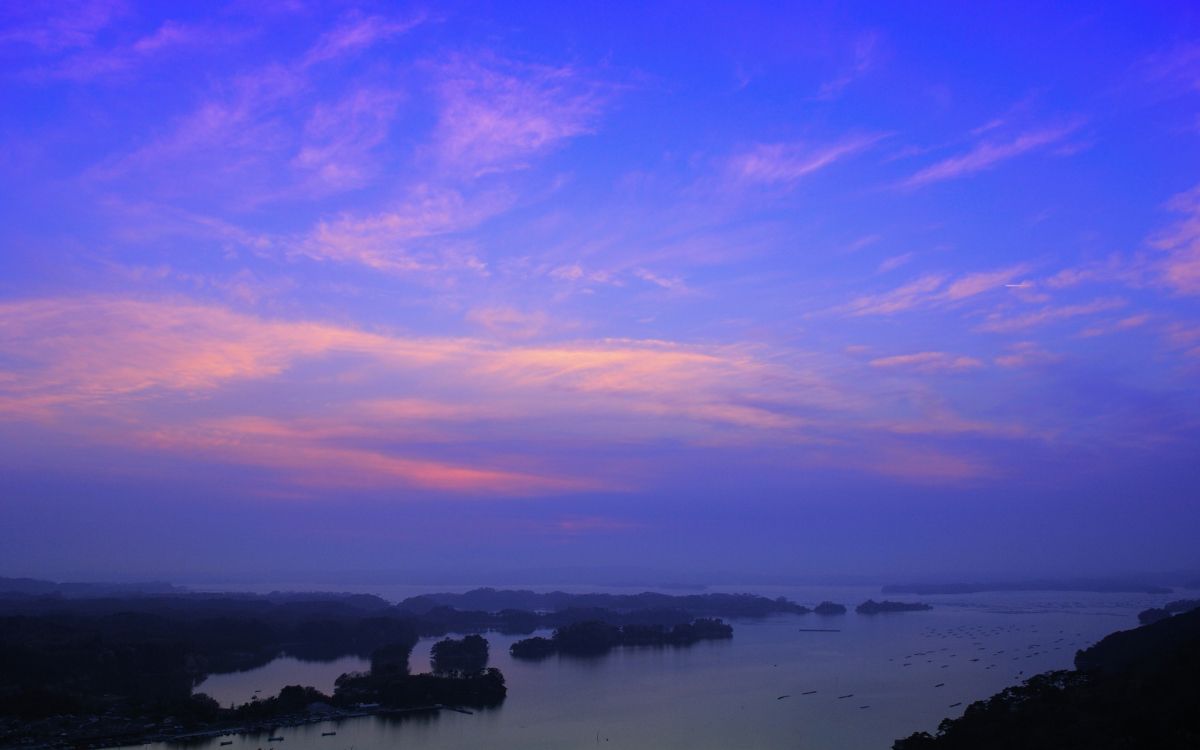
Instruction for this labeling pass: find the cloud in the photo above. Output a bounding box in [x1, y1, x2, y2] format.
[993, 342, 1061, 368]
[815, 31, 881, 99]
[901, 123, 1080, 189]
[1079, 313, 1151, 338]
[727, 136, 878, 185]
[0, 0, 126, 53]
[869, 351, 984, 373]
[1148, 183, 1200, 295]
[430, 55, 606, 176]
[466, 306, 551, 339]
[977, 297, 1127, 333]
[836, 264, 1030, 316]
[837, 273, 947, 315]
[877, 252, 913, 273]
[303, 12, 424, 67]
[297, 186, 509, 273]
[142, 416, 591, 496]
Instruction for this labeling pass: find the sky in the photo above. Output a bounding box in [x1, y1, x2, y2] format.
[1, 1, 1199, 584]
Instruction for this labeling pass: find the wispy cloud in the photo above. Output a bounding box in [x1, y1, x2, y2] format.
[815, 30, 881, 99]
[297, 186, 509, 273]
[727, 136, 879, 185]
[1148, 183, 1200, 295]
[0, 0, 126, 53]
[869, 351, 984, 373]
[978, 297, 1127, 333]
[836, 264, 1028, 316]
[900, 123, 1081, 189]
[303, 12, 425, 67]
[994, 341, 1061, 368]
[430, 54, 606, 176]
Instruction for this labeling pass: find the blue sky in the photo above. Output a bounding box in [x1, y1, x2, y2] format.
[1, 1, 1199, 582]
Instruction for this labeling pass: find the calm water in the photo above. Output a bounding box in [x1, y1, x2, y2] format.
[133, 585, 1176, 750]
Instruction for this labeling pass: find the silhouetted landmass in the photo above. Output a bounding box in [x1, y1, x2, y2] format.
[882, 580, 1172, 595]
[430, 634, 489, 673]
[399, 587, 808, 617]
[510, 618, 732, 659]
[856, 599, 932, 614]
[892, 607, 1200, 749]
[0, 576, 187, 598]
[814, 601, 847, 615]
[1136, 598, 1200, 625]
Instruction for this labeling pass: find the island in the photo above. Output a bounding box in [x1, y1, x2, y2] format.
[510, 618, 733, 658]
[1136, 598, 1200, 625]
[856, 599, 932, 614]
[813, 601, 847, 615]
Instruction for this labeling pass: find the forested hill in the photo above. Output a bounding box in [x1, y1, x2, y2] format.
[892, 607, 1200, 749]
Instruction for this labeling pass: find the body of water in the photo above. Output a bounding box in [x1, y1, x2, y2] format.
[130, 585, 1174, 749]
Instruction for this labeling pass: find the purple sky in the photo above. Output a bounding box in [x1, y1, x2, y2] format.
[2, 1, 1199, 583]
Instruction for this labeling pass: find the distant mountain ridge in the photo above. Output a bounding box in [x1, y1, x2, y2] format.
[0, 576, 186, 597]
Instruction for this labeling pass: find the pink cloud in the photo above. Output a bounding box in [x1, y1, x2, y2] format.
[978, 297, 1127, 333]
[1148, 183, 1200, 295]
[142, 416, 596, 496]
[303, 12, 425, 67]
[299, 186, 510, 272]
[838, 273, 947, 315]
[877, 252, 913, 273]
[868, 351, 984, 373]
[431, 55, 605, 176]
[942, 264, 1030, 300]
[901, 123, 1081, 189]
[993, 341, 1062, 368]
[727, 136, 878, 185]
[466, 306, 551, 339]
[1079, 313, 1151, 338]
[0, 0, 126, 53]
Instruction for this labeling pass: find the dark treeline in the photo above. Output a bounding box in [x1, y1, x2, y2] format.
[1136, 598, 1200, 625]
[892, 607, 1200, 749]
[399, 587, 809, 616]
[510, 618, 733, 659]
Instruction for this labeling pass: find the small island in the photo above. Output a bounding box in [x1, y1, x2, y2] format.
[856, 599, 932, 614]
[814, 601, 847, 615]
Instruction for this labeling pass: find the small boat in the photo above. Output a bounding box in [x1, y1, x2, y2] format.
[949, 702, 962, 708]
[801, 690, 818, 695]
[321, 732, 336, 737]
[220, 742, 232, 746]
[268, 737, 284, 742]
[776, 695, 790, 700]
[934, 683, 945, 688]
[837, 694, 854, 699]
